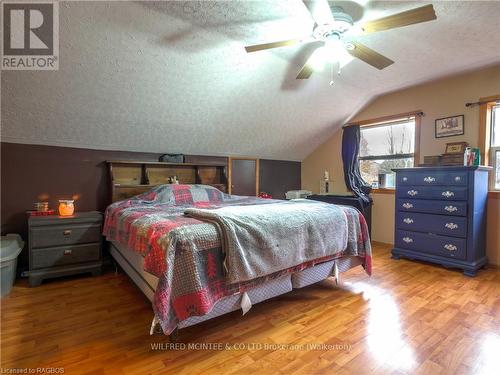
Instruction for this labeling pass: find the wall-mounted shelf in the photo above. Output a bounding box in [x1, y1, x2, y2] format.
[107, 160, 228, 202]
[107, 160, 226, 167]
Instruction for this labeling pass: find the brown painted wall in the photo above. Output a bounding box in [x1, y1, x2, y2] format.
[1, 142, 300, 270]
[259, 159, 301, 199]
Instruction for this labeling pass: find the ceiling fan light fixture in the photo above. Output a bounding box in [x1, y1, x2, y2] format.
[308, 47, 328, 71]
[330, 6, 354, 32]
[325, 40, 354, 69]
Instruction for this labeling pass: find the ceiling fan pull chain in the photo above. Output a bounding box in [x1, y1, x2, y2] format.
[329, 63, 334, 86]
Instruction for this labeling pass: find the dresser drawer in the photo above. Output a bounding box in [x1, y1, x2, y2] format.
[30, 224, 102, 248]
[397, 199, 467, 216]
[31, 243, 101, 270]
[396, 186, 468, 200]
[397, 212, 467, 237]
[412, 171, 468, 186]
[396, 172, 414, 185]
[395, 230, 466, 260]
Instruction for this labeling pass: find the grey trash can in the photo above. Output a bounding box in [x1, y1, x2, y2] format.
[1, 234, 24, 297]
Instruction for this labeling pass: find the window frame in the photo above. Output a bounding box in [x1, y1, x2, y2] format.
[491, 147, 500, 190]
[478, 95, 500, 191]
[347, 111, 422, 190]
[491, 104, 500, 148]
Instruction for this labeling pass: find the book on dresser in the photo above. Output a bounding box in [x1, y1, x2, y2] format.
[391, 166, 491, 277]
[28, 212, 104, 286]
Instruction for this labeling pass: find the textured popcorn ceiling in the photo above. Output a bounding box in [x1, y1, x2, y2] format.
[2, 1, 500, 160]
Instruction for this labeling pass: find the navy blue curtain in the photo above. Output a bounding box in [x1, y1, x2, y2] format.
[342, 125, 372, 203]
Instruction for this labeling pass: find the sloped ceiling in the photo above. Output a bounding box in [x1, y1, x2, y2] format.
[2, 1, 500, 161]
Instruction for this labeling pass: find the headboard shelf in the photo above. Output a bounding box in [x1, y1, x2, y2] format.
[112, 184, 156, 187]
[106, 160, 226, 167]
[107, 160, 228, 202]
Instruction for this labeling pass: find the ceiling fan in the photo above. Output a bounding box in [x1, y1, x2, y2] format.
[245, 1, 437, 79]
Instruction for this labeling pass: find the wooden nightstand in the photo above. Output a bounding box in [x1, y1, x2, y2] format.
[28, 212, 104, 286]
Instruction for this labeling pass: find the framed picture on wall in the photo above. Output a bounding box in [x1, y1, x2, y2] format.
[435, 115, 465, 138]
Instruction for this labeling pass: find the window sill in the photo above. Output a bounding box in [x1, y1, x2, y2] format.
[489, 191, 500, 199]
[371, 188, 395, 195]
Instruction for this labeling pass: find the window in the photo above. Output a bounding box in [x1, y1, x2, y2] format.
[491, 104, 500, 189]
[491, 105, 500, 147]
[480, 96, 500, 191]
[493, 149, 500, 190]
[359, 117, 416, 188]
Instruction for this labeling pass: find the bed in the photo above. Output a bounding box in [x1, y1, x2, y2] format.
[103, 184, 372, 339]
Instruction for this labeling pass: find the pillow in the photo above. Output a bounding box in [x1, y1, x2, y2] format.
[136, 184, 225, 205]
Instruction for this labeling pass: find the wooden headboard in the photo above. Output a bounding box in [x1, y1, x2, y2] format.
[107, 160, 228, 202]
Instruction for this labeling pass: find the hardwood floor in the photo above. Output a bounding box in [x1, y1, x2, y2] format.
[1, 244, 499, 374]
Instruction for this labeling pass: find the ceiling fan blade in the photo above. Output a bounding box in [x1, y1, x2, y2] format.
[361, 4, 436, 34]
[347, 42, 394, 70]
[296, 46, 322, 79]
[245, 39, 300, 53]
[302, 0, 334, 25]
[296, 62, 314, 79]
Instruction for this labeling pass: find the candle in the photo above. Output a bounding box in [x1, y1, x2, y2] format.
[58, 200, 75, 216]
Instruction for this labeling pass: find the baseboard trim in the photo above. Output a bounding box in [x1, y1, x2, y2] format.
[371, 241, 393, 248]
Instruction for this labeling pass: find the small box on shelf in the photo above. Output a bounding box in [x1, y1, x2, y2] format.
[27, 209, 56, 217]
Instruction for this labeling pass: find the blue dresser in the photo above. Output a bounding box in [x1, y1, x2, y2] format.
[391, 166, 490, 276]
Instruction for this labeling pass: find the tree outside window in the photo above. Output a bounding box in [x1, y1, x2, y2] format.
[359, 119, 415, 188]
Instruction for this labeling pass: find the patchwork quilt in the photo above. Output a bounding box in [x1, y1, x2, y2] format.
[103, 184, 372, 334]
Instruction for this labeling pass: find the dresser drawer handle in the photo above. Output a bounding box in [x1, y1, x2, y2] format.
[402, 202, 413, 209]
[407, 190, 418, 196]
[445, 223, 458, 230]
[64, 249, 72, 255]
[63, 230, 72, 236]
[424, 176, 436, 183]
[402, 177, 408, 182]
[444, 205, 458, 213]
[403, 218, 414, 224]
[444, 244, 457, 251]
[454, 176, 461, 181]
[442, 191, 455, 198]
[402, 236, 413, 243]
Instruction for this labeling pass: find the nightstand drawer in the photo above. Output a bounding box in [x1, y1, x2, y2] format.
[30, 224, 102, 248]
[31, 243, 100, 270]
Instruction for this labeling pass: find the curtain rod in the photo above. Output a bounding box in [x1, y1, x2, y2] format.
[343, 110, 424, 128]
[465, 99, 500, 107]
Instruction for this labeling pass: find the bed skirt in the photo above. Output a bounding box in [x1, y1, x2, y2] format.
[110, 241, 364, 332]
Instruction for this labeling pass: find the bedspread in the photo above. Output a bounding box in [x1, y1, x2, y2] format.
[103, 185, 371, 334]
[185, 200, 349, 284]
